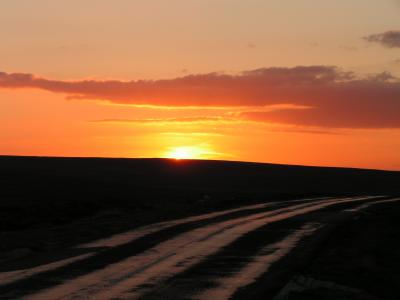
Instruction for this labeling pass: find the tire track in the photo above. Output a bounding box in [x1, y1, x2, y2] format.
[129, 196, 380, 300]
[0, 201, 277, 286]
[22, 198, 342, 300]
[48, 197, 376, 300]
[0, 197, 329, 298]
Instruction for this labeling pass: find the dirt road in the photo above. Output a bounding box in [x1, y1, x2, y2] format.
[1, 196, 397, 299]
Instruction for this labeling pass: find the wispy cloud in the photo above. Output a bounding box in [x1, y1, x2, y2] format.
[90, 116, 238, 124]
[161, 132, 225, 137]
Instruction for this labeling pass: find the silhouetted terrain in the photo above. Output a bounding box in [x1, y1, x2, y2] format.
[1, 156, 400, 299]
[1, 156, 399, 256]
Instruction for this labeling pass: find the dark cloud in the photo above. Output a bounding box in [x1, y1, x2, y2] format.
[240, 104, 400, 129]
[364, 30, 400, 48]
[1, 66, 400, 128]
[269, 127, 340, 135]
[0, 66, 354, 106]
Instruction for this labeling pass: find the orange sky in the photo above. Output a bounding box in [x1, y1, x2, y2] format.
[1, 1, 400, 170]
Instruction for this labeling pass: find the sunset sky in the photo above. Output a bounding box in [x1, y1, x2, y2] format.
[1, 0, 400, 170]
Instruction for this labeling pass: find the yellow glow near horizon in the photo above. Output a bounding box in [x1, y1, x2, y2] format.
[163, 145, 217, 160]
[166, 147, 194, 160]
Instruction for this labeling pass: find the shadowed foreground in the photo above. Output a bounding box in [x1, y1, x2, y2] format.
[1, 196, 399, 299]
[1, 156, 400, 299]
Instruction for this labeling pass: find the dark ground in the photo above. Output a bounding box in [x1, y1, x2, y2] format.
[1, 156, 399, 262]
[284, 200, 400, 300]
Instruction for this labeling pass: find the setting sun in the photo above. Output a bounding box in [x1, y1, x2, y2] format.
[163, 145, 219, 160]
[165, 147, 195, 160]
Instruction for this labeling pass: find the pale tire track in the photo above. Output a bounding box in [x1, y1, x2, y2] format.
[48, 197, 376, 300]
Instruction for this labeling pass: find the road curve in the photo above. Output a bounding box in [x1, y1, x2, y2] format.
[0, 196, 395, 300]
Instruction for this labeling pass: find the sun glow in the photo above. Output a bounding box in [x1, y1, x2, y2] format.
[167, 147, 196, 159]
[164, 145, 218, 160]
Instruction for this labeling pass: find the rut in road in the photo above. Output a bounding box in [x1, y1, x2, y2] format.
[15, 196, 379, 300]
[0, 197, 329, 298]
[104, 196, 379, 300]
[0, 201, 280, 286]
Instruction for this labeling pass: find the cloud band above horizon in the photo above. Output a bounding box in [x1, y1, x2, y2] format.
[1, 66, 400, 128]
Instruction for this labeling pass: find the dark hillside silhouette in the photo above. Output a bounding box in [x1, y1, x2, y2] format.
[1, 156, 399, 230]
